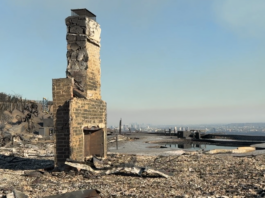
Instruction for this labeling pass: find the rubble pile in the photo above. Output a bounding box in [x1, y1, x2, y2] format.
[0, 150, 265, 197]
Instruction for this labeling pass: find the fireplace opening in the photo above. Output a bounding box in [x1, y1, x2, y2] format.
[83, 126, 104, 157]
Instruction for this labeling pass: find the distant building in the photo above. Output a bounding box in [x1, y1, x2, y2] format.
[177, 131, 191, 138]
[39, 118, 54, 139]
[178, 144, 192, 149]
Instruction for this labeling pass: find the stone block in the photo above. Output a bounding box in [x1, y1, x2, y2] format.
[71, 18, 79, 24]
[69, 44, 79, 51]
[79, 61, 87, 70]
[77, 50, 88, 61]
[77, 35, 86, 41]
[76, 19, 86, 27]
[66, 34, 76, 41]
[76, 41, 86, 48]
[69, 26, 83, 34]
[70, 51, 78, 60]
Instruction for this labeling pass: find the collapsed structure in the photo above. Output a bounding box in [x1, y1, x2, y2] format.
[52, 9, 107, 167]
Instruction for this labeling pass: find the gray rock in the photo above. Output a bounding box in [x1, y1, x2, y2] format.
[76, 41, 86, 48]
[77, 51, 84, 61]
[69, 26, 83, 34]
[13, 189, 28, 198]
[22, 170, 43, 177]
[76, 35, 86, 41]
[76, 49, 88, 62]
[83, 53, 88, 62]
[76, 20, 86, 27]
[66, 50, 73, 58]
[70, 18, 78, 24]
[66, 34, 76, 41]
[69, 44, 79, 51]
[70, 61, 79, 71]
[79, 61, 87, 70]
[65, 18, 71, 26]
[70, 51, 78, 60]
[6, 193, 14, 198]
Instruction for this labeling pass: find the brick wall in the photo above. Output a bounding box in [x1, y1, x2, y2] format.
[69, 97, 107, 161]
[52, 78, 73, 166]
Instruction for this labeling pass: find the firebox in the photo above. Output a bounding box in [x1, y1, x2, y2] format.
[83, 127, 104, 157]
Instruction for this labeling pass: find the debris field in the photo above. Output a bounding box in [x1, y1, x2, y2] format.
[1, 138, 265, 198]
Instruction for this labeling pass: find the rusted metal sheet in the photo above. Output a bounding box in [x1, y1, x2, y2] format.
[90, 129, 104, 156]
[84, 128, 104, 157]
[44, 189, 101, 198]
[84, 131, 91, 156]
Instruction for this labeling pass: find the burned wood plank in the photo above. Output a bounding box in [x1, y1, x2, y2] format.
[65, 161, 172, 178]
[65, 161, 101, 174]
[105, 166, 172, 178]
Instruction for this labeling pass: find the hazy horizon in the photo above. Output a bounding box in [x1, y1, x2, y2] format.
[0, 0, 264, 126]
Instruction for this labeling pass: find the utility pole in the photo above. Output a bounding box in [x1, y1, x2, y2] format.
[116, 128, 118, 150]
[119, 118, 122, 135]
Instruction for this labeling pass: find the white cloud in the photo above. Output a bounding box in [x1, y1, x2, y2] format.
[213, 0, 265, 39]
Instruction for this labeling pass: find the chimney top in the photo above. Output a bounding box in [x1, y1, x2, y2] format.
[71, 9, 96, 21]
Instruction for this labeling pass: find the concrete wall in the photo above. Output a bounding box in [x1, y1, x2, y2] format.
[39, 127, 54, 138]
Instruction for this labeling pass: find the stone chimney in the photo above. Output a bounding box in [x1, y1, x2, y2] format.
[52, 9, 107, 167]
[66, 9, 101, 99]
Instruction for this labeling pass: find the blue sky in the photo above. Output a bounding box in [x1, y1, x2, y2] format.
[0, 0, 264, 126]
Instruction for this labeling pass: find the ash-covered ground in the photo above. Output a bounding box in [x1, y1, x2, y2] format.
[1, 111, 265, 197]
[0, 131, 265, 197]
